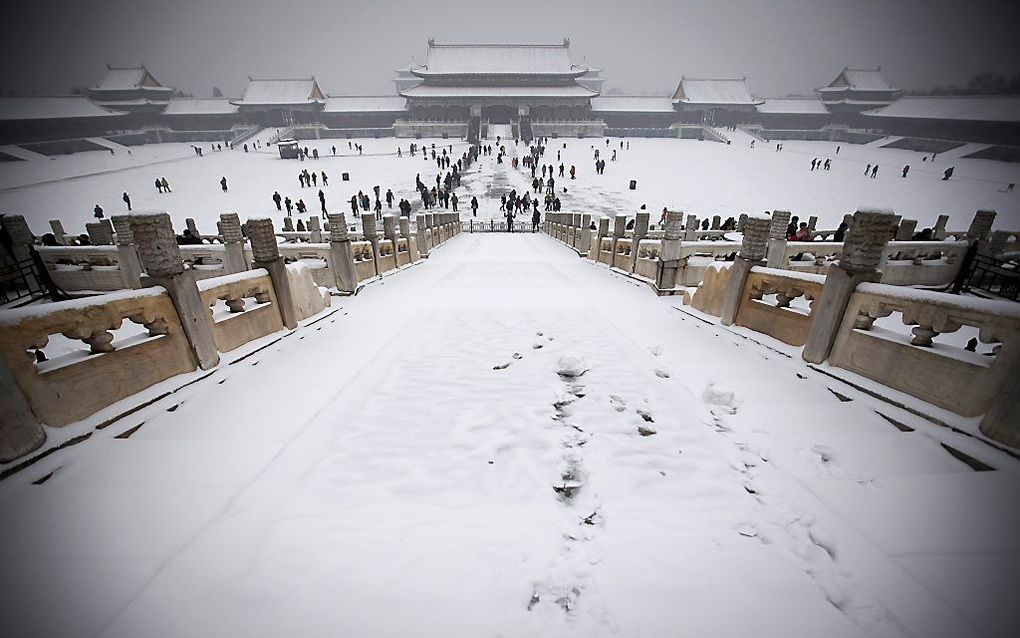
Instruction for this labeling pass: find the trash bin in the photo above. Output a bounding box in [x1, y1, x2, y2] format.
[629, 179, 637, 190]
[342, 172, 350, 181]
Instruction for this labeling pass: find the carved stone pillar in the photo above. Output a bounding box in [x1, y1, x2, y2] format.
[578, 213, 592, 254]
[684, 214, 697, 241]
[383, 214, 399, 265]
[655, 210, 685, 291]
[327, 213, 357, 293]
[0, 362, 46, 462]
[86, 221, 113, 246]
[361, 214, 381, 277]
[630, 211, 650, 273]
[111, 215, 143, 289]
[720, 216, 770, 326]
[592, 217, 610, 261]
[400, 216, 419, 261]
[219, 213, 247, 275]
[247, 217, 298, 329]
[803, 209, 895, 363]
[308, 216, 322, 243]
[131, 212, 219, 369]
[895, 219, 917, 241]
[416, 214, 429, 258]
[49, 219, 67, 245]
[932, 214, 949, 241]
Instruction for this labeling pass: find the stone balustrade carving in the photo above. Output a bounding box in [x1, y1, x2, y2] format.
[198, 270, 284, 353]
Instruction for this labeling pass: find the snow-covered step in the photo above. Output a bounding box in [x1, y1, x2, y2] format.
[865, 135, 903, 147]
[84, 137, 129, 152]
[0, 145, 48, 161]
[946, 142, 993, 159]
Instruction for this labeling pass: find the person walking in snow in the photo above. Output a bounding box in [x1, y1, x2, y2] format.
[93, 204, 104, 219]
[122, 192, 131, 211]
[471, 196, 479, 217]
[870, 164, 879, 179]
[451, 193, 459, 212]
[318, 189, 327, 214]
[155, 178, 163, 194]
[865, 163, 871, 176]
[386, 189, 394, 208]
[273, 191, 282, 210]
[824, 158, 831, 170]
[942, 166, 955, 181]
[220, 176, 228, 192]
[285, 197, 293, 216]
[161, 177, 171, 193]
[902, 165, 910, 178]
[810, 158, 817, 171]
[321, 171, 328, 186]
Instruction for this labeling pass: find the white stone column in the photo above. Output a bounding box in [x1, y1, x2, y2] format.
[629, 211, 650, 273]
[416, 214, 429, 258]
[308, 216, 322, 243]
[0, 362, 46, 462]
[327, 213, 357, 293]
[49, 219, 67, 245]
[219, 213, 248, 275]
[361, 214, 382, 277]
[131, 212, 220, 369]
[247, 217, 299, 330]
[111, 215, 143, 289]
[802, 209, 895, 363]
[720, 216, 770, 326]
[655, 210, 684, 291]
[684, 214, 697, 241]
[578, 213, 592, 254]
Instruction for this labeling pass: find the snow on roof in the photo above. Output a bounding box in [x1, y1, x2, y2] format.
[0, 96, 125, 121]
[400, 84, 596, 99]
[162, 98, 239, 115]
[323, 96, 407, 112]
[862, 95, 1020, 123]
[818, 67, 898, 92]
[673, 78, 760, 105]
[92, 65, 173, 92]
[414, 41, 586, 76]
[590, 96, 675, 113]
[235, 78, 324, 105]
[756, 98, 829, 115]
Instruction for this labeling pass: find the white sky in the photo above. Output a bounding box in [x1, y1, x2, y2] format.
[1, 0, 1018, 98]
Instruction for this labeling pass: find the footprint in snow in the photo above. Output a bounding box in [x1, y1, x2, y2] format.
[493, 361, 511, 370]
[654, 368, 670, 379]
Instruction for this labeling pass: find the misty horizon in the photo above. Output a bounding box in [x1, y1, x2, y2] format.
[2, 0, 1019, 99]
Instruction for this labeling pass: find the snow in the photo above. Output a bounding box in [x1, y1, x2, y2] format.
[196, 268, 269, 292]
[400, 84, 595, 98]
[856, 281, 1020, 318]
[0, 286, 166, 327]
[863, 95, 1020, 123]
[756, 97, 829, 115]
[162, 98, 239, 115]
[2, 231, 1016, 637]
[2, 135, 1019, 242]
[417, 42, 580, 76]
[322, 96, 407, 112]
[0, 96, 125, 121]
[590, 96, 676, 113]
[235, 79, 321, 105]
[675, 78, 758, 105]
[753, 266, 828, 285]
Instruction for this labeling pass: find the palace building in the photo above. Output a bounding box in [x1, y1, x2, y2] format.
[816, 66, 901, 114]
[84, 65, 175, 115]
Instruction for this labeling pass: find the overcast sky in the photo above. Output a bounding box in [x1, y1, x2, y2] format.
[2, 0, 1018, 98]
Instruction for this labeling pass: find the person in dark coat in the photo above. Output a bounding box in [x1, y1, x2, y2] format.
[471, 196, 479, 217]
[532, 208, 540, 231]
[220, 176, 228, 192]
[273, 191, 282, 210]
[93, 204, 104, 219]
[833, 222, 848, 242]
[122, 192, 131, 211]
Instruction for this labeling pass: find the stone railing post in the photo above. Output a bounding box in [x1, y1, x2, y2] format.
[219, 213, 248, 274]
[711, 215, 721, 230]
[186, 218, 199, 238]
[131, 212, 220, 369]
[895, 219, 917, 241]
[247, 217, 299, 329]
[327, 213, 357, 293]
[720, 216, 770, 326]
[630, 211, 650, 273]
[578, 213, 592, 254]
[282, 217, 294, 232]
[980, 351, 1020, 448]
[736, 213, 748, 233]
[49, 219, 67, 245]
[2, 215, 35, 263]
[425, 213, 435, 249]
[802, 209, 896, 363]
[308, 215, 322, 243]
[655, 210, 685, 291]
[400, 216, 418, 261]
[0, 361, 46, 462]
[416, 214, 429, 257]
[383, 214, 399, 263]
[362, 214, 382, 277]
[111, 215, 143, 289]
[592, 217, 609, 260]
[611, 214, 627, 263]
[969, 209, 996, 254]
[932, 214, 949, 241]
[684, 214, 697, 241]
[86, 221, 113, 246]
[766, 210, 790, 267]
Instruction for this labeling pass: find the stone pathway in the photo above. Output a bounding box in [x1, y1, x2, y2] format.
[0, 233, 1016, 638]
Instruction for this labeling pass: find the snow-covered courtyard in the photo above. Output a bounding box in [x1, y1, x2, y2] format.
[2, 133, 1018, 235]
[1, 137, 1019, 637]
